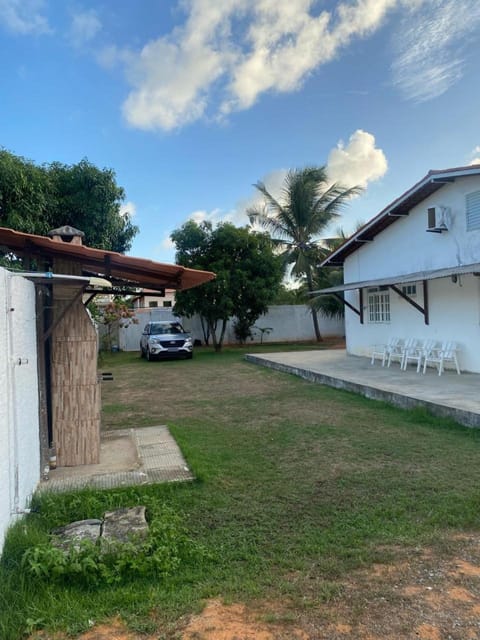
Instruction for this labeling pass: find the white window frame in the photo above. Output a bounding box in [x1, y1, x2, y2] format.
[367, 288, 391, 323]
[402, 284, 417, 297]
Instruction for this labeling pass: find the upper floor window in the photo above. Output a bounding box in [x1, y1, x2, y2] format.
[466, 191, 480, 231]
[402, 284, 417, 297]
[367, 288, 390, 323]
[148, 301, 158, 308]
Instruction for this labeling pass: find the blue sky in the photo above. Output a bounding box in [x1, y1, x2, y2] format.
[1, 0, 480, 264]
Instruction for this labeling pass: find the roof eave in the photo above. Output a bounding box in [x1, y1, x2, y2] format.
[322, 165, 480, 267]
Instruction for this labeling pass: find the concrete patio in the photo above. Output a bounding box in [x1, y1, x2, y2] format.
[39, 425, 194, 493]
[246, 349, 480, 428]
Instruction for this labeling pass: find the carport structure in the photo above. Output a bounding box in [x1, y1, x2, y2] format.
[0, 225, 214, 469]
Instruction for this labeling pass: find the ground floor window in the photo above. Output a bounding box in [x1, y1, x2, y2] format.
[368, 288, 390, 323]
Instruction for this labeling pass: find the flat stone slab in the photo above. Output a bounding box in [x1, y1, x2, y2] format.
[102, 506, 148, 543]
[52, 519, 102, 549]
[51, 508, 149, 548]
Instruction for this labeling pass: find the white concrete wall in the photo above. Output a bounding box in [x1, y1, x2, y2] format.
[343, 175, 480, 372]
[0, 269, 40, 553]
[118, 305, 344, 351]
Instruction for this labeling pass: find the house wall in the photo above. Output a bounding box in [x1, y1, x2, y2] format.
[0, 269, 40, 553]
[344, 175, 480, 372]
[118, 305, 344, 351]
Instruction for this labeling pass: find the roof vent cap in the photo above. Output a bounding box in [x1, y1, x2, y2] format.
[47, 225, 85, 245]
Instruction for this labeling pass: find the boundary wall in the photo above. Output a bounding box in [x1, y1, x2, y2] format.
[118, 305, 344, 351]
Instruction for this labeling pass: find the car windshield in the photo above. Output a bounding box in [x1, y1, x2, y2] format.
[150, 323, 184, 335]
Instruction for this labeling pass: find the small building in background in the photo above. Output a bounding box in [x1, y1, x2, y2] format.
[132, 288, 176, 310]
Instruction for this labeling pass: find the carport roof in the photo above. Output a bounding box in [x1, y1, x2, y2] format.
[0, 226, 215, 291]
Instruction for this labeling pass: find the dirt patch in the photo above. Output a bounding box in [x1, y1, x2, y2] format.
[30, 533, 480, 640]
[181, 599, 308, 640]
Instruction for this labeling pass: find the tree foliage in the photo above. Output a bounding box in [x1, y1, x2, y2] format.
[248, 166, 361, 340]
[171, 221, 283, 351]
[90, 298, 138, 352]
[0, 149, 138, 253]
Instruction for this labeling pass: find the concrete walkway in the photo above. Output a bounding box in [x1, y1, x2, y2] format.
[246, 350, 480, 428]
[40, 426, 194, 493]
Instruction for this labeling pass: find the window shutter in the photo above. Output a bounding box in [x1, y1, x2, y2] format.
[466, 191, 480, 231]
[427, 207, 437, 229]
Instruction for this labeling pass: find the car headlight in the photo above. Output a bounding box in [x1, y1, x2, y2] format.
[150, 338, 161, 345]
[184, 337, 193, 346]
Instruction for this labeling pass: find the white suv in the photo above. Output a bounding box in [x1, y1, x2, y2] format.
[140, 321, 193, 360]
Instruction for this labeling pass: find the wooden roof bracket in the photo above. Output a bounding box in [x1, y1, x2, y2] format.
[389, 280, 429, 325]
[332, 291, 364, 324]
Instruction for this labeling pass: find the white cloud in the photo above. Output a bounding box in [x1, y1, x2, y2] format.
[326, 129, 388, 189]
[91, 0, 480, 130]
[69, 9, 101, 48]
[117, 0, 399, 131]
[188, 206, 243, 226]
[180, 128, 386, 231]
[160, 234, 175, 251]
[0, 0, 51, 35]
[469, 146, 480, 165]
[120, 201, 136, 218]
[391, 0, 480, 102]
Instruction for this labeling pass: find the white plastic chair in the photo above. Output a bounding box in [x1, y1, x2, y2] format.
[422, 341, 461, 375]
[402, 338, 438, 372]
[371, 337, 402, 366]
[396, 337, 419, 370]
[387, 338, 408, 368]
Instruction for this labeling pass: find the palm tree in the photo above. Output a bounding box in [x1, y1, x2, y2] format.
[248, 167, 361, 341]
[308, 224, 366, 320]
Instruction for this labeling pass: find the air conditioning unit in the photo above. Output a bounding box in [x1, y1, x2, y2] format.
[426, 206, 451, 233]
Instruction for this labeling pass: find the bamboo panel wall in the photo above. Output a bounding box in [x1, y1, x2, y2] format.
[51, 284, 100, 466]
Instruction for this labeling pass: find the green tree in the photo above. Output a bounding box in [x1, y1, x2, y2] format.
[0, 149, 52, 236]
[271, 284, 305, 305]
[0, 149, 138, 253]
[308, 224, 366, 320]
[171, 221, 283, 351]
[248, 166, 360, 341]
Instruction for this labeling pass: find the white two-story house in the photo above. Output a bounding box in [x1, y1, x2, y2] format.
[320, 165, 480, 373]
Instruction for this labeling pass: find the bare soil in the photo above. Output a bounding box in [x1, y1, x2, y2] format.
[31, 532, 480, 640]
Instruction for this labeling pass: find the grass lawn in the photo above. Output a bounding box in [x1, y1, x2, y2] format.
[2, 344, 480, 639]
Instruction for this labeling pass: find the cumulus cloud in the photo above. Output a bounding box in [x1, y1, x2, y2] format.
[327, 129, 388, 189]
[69, 8, 101, 48]
[0, 0, 51, 35]
[117, 0, 399, 131]
[468, 146, 480, 166]
[120, 201, 136, 218]
[160, 234, 175, 251]
[391, 0, 480, 102]
[89, 0, 479, 130]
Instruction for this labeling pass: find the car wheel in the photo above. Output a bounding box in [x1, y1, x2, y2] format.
[146, 347, 152, 361]
[140, 347, 145, 358]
